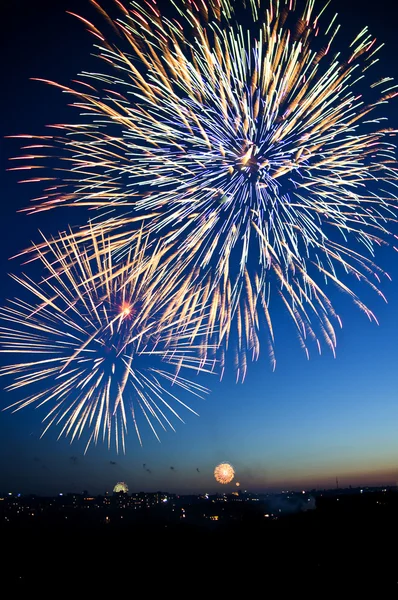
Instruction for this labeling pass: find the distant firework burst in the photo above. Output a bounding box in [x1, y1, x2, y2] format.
[113, 481, 128, 494]
[214, 462, 235, 484]
[0, 230, 215, 452]
[9, 0, 398, 375]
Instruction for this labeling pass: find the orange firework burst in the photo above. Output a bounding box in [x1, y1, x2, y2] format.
[214, 462, 235, 484]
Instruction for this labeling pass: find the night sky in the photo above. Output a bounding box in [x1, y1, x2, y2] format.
[1, 0, 398, 496]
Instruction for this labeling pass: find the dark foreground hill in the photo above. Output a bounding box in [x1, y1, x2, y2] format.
[2, 490, 397, 592]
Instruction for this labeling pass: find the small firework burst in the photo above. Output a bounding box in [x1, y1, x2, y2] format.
[214, 462, 235, 484]
[0, 229, 215, 451]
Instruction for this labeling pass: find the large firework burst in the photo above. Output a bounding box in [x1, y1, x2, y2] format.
[0, 230, 215, 451]
[9, 0, 398, 371]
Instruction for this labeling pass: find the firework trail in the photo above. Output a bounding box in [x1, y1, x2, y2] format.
[9, 0, 398, 374]
[0, 229, 215, 452]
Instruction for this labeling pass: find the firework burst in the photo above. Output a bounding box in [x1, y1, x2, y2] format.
[214, 462, 235, 484]
[9, 0, 398, 372]
[0, 229, 215, 452]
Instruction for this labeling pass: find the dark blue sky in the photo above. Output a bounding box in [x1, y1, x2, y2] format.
[1, 0, 398, 495]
